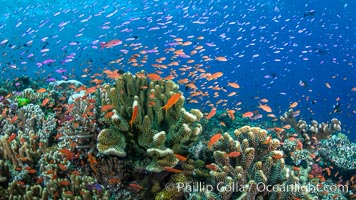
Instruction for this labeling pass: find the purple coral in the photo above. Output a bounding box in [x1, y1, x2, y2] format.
[311, 164, 322, 176]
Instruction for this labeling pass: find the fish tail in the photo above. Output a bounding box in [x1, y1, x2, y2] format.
[161, 105, 168, 112]
[100, 42, 105, 48]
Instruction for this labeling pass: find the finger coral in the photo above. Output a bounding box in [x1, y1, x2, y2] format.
[190, 125, 307, 200]
[97, 71, 203, 172]
[280, 109, 341, 141]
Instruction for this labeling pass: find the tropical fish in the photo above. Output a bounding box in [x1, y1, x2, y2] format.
[101, 105, 114, 112]
[272, 151, 284, 160]
[215, 56, 227, 61]
[41, 98, 50, 107]
[162, 93, 181, 112]
[289, 102, 298, 108]
[242, 111, 254, 118]
[163, 167, 182, 173]
[104, 111, 114, 119]
[208, 133, 222, 149]
[147, 73, 162, 81]
[87, 152, 98, 174]
[262, 136, 272, 144]
[7, 133, 17, 143]
[228, 82, 240, 88]
[205, 107, 217, 119]
[129, 102, 139, 128]
[100, 39, 122, 48]
[226, 151, 241, 157]
[36, 88, 47, 93]
[174, 154, 187, 161]
[129, 182, 144, 190]
[87, 183, 103, 191]
[205, 164, 218, 171]
[258, 103, 272, 112]
[227, 110, 235, 120]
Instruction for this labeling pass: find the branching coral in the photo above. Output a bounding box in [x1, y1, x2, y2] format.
[280, 109, 341, 140]
[58, 95, 100, 153]
[179, 126, 307, 200]
[8, 174, 110, 200]
[96, 71, 203, 172]
[0, 95, 111, 199]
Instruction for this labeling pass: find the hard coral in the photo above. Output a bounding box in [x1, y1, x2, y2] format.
[190, 125, 307, 199]
[97, 71, 203, 172]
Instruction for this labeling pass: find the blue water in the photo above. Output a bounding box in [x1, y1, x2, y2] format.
[1, 0, 355, 140]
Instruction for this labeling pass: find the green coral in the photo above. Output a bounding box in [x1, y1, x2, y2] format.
[97, 71, 202, 172]
[16, 97, 30, 107]
[97, 128, 126, 157]
[155, 174, 187, 200]
[337, 132, 347, 140]
[146, 148, 178, 172]
[193, 126, 305, 200]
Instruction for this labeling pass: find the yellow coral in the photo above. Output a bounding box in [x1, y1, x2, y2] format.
[97, 128, 126, 157]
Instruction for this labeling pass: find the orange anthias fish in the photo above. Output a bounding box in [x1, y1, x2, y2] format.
[226, 151, 241, 157]
[147, 73, 162, 81]
[129, 182, 144, 190]
[258, 103, 272, 112]
[163, 167, 182, 173]
[129, 102, 139, 128]
[36, 88, 47, 93]
[87, 152, 98, 174]
[174, 154, 187, 162]
[289, 102, 298, 108]
[205, 164, 218, 171]
[100, 39, 122, 48]
[208, 133, 222, 149]
[262, 136, 272, 144]
[101, 104, 114, 112]
[205, 107, 217, 119]
[227, 110, 235, 120]
[104, 111, 115, 119]
[242, 111, 254, 118]
[85, 86, 97, 94]
[7, 133, 17, 143]
[162, 93, 181, 112]
[103, 70, 121, 79]
[227, 82, 240, 89]
[41, 98, 50, 107]
[215, 56, 227, 61]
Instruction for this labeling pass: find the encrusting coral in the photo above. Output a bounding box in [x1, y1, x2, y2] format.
[319, 135, 356, 172]
[97, 71, 203, 172]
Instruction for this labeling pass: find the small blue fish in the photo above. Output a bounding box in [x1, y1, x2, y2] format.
[87, 183, 102, 191]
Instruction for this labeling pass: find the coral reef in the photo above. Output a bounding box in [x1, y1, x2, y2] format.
[280, 109, 341, 140]
[0, 72, 353, 200]
[97, 72, 203, 172]
[7, 174, 110, 199]
[162, 126, 307, 199]
[290, 149, 314, 166]
[58, 95, 100, 153]
[319, 135, 356, 172]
